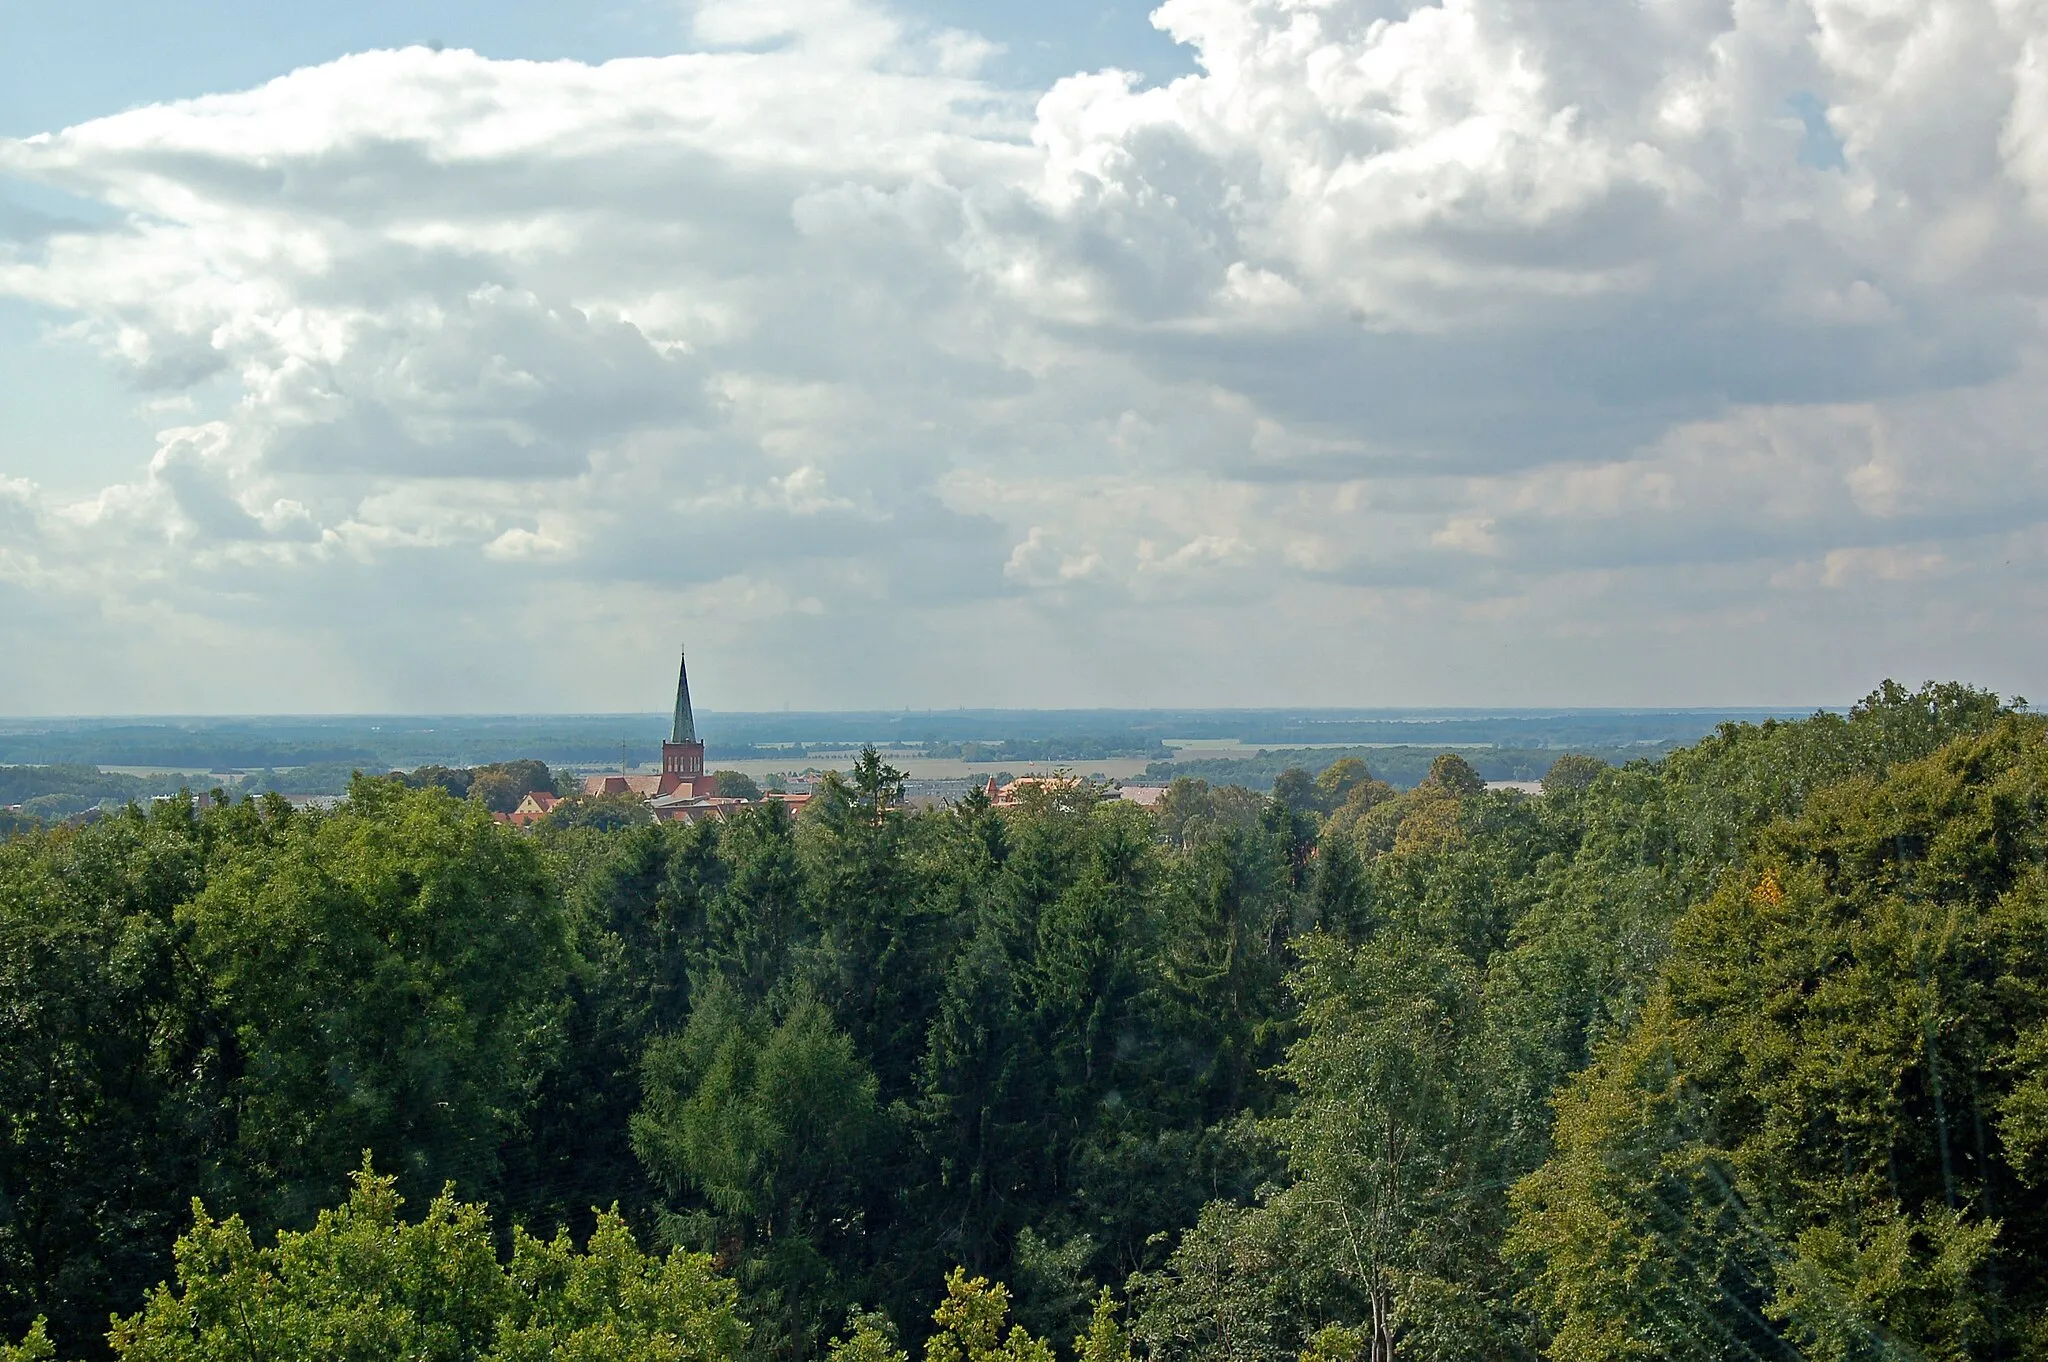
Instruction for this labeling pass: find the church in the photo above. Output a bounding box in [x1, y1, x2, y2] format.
[577, 649, 811, 823]
[581, 650, 729, 818]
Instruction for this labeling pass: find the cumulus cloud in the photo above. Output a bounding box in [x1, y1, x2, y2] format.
[2, 0, 2047, 709]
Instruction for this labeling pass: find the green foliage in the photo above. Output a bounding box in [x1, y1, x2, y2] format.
[182, 776, 571, 1224]
[544, 792, 660, 831]
[1538, 754, 1607, 797]
[0, 766, 205, 819]
[1147, 746, 1649, 794]
[465, 761, 559, 812]
[1509, 713, 2048, 1360]
[1296, 1325, 1365, 1362]
[716, 770, 767, 802]
[1276, 933, 1501, 1361]
[1128, 1198, 1310, 1362]
[1418, 753, 1486, 798]
[0, 808, 217, 1352]
[405, 764, 478, 797]
[925, 1271, 1054, 1362]
[492, 1207, 748, 1362]
[846, 746, 908, 821]
[1271, 769, 1318, 818]
[633, 986, 886, 1236]
[1152, 778, 1267, 849]
[1129, 681, 2026, 1362]
[0, 783, 572, 1354]
[102, 1161, 746, 1362]
[0, 1322, 54, 1362]
[8, 678, 2040, 1362]
[1008, 1231, 1099, 1347]
[1311, 759, 1376, 813]
[385, 760, 556, 810]
[828, 1312, 908, 1362]
[235, 762, 375, 797]
[1073, 1293, 1131, 1362]
[1130, 924, 1521, 1362]
[707, 800, 806, 1000]
[468, 769, 527, 813]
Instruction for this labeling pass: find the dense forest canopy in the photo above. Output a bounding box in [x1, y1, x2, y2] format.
[4, 682, 2044, 1361]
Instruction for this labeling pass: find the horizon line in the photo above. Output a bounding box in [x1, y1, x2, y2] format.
[0, 704, 1837, 723]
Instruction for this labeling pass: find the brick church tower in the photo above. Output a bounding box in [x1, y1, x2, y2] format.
[659, 649, 715, 797]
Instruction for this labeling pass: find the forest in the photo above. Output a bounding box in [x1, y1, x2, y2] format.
[4, 681, 2046, 1361]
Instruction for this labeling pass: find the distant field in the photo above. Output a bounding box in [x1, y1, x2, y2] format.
[660, 754, 1162, 783]
[0, 706, 1819, 800]
[664, 739, 1624, 792]
[647, 739, 1533, 786]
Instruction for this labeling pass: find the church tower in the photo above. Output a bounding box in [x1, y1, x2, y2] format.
[659, 649, 713, 794]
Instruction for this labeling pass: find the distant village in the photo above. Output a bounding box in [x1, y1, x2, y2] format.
[495, 651, 1169, 828]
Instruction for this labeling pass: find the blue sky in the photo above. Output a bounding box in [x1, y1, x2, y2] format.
[1, 0, 2044, 714]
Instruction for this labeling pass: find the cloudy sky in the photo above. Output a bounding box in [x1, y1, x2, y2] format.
[1, 0, 2044, 714]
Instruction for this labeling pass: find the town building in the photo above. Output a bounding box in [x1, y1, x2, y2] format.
[583, 651, 718, 803]
[578, 649, 808, 824]
[504, 790, 559, 827]
[984, 774, 1080, 806]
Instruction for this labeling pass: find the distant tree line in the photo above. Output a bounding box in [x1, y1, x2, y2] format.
[5, 683, 2046, 1361]
[1145, 744, 1654, 792]
[0, 765, 205, 820]
[926, 739, 1173, 763]
[0, 735, 377, 769]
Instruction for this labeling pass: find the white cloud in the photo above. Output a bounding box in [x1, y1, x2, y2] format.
[2, 0, 2047, 710]
[1818, 544, 1950, 587]
[1005, 526, 1105, 586]
[484, 524, 574, 562]
[1432, 516, 1499, 556]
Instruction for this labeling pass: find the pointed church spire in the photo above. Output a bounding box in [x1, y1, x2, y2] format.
[671, 648, 697, 745]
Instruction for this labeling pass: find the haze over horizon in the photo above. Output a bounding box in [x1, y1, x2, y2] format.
[4, 0, 2045, 714]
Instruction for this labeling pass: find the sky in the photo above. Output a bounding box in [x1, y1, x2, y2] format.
[0, 0, 2044, 715]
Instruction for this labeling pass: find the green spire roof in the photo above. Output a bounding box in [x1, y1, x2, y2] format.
[671, 650, 697, 745]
